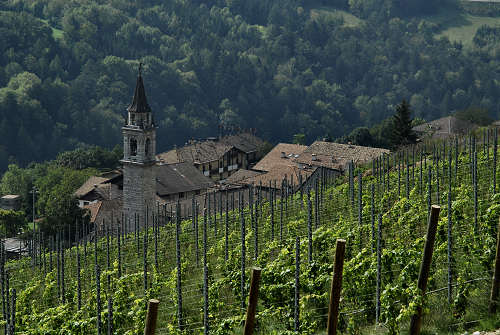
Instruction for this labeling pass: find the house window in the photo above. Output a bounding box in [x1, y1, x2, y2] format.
[130, 138, 137, 156]
[179, 192, 185, 199]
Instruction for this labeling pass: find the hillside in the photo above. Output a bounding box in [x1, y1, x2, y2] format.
[425, 6, 500, 47]
[2, 132, 500, 333]
[1, 0, 500, 171]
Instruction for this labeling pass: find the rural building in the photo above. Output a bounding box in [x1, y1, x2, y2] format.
[294, 141, 390, 172]
[219, 132, 266, 168]
[157, 132, 267, 181]
[157, 140, 238, 181]
[155, 162, 214, 202]
[78, 162, 213, 229]
[2, 237, 28, 259]
[74, 173, 122, 207]
[83, 199, 122, 235]
[412, 116, 477, 140]
[0, 195, 22, 211]
[77, 69, 390, 230]
[253, 143, 308, 172]
[224, 142, 319, 194]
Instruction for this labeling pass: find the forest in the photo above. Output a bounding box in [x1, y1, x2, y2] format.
[1, 0, 500, 173]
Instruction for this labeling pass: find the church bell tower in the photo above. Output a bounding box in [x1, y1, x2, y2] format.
[121, 64, 156, 226]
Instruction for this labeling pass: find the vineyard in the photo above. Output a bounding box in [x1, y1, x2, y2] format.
[2, 131, 500, 334]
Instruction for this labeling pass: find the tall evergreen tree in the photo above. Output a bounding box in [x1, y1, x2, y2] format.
[391, 99, 417, 148]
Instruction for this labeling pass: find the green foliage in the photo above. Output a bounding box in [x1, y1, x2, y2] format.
[34, 165, 95, 235]
[0, 160, 97, 237]
[473, 25, 500, 47]
[53, 145, 122, 170]
[3, 140, 500, 334]
[455, 107, 493, 127]
[0, 209, 26, 235]
[341, 127, 375, 147]
[0, 0, 499, 172]
[292, 133, 306, 145]
[391, 99, 417, 148]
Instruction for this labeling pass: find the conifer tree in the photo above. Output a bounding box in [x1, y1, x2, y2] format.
[391, 99, 417, 148]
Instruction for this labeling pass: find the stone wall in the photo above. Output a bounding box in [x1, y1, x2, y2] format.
[122, 162, 155, 228]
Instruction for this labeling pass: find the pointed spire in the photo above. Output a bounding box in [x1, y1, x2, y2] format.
[127, 63, 151, 113]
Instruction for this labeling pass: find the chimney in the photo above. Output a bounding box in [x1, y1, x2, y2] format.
[281, 152, 286, 158]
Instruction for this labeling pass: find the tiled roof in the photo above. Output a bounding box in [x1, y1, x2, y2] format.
[2, 237, 27, 253]
[156, 148, 180, 164]
[294, 141, 389, 171]
[157, 141, 232, 164]
[83, 201, 102, 223]
[155, 162, 214, 196]
[74, 176, 109, 198]
[253, 143, 308, 172]
[243, 165, 316, 189]
[412, 116, 476, 138]
[1, 195, 20, 200]
[85, 199, 122, 225]
[223, 169, 264, 185]
[219, 132, 265, 154]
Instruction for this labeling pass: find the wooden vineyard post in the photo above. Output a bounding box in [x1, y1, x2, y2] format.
[327, 239, 346, 335]
[489, 218, 500, 314]
[243, 267, 262, 335]
[144, 299, 160, 335]
[409, 205, 441, 335]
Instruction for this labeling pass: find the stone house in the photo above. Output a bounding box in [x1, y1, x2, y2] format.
[74, 171, 122, 208]
[294, 141, 390, 172]
[156, 132, 266, 181]
[155, 162, 214, 202]
[0, 195, 22, 211]
[412, 116, 477, 140]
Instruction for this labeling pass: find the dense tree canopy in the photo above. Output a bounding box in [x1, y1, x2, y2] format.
[0, 147, 102, 237]
[0, 0, 499, 172]
[0, 209, 26, 236]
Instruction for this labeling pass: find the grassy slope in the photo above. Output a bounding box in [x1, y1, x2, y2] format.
[39, 19, 64, 40]
[426, 7, 500, 47]
[307, 2, 500, 48]
[310, 7, 363, 27]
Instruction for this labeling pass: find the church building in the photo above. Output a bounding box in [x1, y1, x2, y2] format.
[121, 66, 157, 225]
